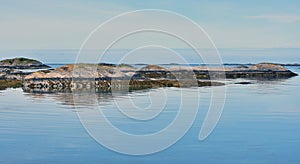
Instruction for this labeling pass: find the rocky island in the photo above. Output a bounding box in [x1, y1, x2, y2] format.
[0, 57, 50, 69]
[23, 62, 297, 93]
[0, 57, 50, 90]
[0, 57, 298, 92]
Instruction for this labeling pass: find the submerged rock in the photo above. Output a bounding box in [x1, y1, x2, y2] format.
[234, 81, 253, 85]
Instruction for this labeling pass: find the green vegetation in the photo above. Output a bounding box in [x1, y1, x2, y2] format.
[0, 79, 22, 90]
[19, 57, 35, 62]
[117, 63, 135, 68]
[0, 57, 39, 64]
[129, 79, 224, 88]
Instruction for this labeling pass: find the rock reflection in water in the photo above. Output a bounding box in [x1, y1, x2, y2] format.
[22, 87, 150, 108]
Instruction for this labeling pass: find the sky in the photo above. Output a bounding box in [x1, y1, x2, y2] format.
[1, 0, 300, 49]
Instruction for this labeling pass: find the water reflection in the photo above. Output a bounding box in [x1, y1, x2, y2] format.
[23, 87, 153, 108]
[22, 76, 296, 108]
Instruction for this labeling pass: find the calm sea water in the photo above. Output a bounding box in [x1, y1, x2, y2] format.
[1, 49, 300, 163]
[1, 48, 300, 66]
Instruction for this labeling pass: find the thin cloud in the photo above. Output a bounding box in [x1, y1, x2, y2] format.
[245, 15, 300, 23]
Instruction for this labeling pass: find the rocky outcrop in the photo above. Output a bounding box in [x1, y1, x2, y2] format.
[0, 68, 32, 80]
[0, 57, 50, 80]
[0, 57, 50, 69]
[250, 63, 288, 71]
[0, 57, 295, 92]
[22, 62, 297, 92]
[0, 57, 50, 90]
[134, 63, 297, 80]
[224, 63, 297, 79]
[0, 67, 32, 90]
[7, 58, 295, 91]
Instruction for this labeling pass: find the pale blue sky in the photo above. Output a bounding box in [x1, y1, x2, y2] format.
[1, 0, 300, 49]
